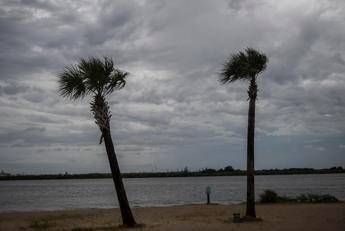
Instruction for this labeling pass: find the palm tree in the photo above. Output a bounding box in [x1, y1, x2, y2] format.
[58, 57, 136, 226]
[219, 48, 268, 218]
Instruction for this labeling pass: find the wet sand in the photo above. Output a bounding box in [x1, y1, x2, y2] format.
[0, 203, 344, 230]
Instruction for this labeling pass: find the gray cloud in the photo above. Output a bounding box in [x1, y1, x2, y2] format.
[0, 0, 344, 174]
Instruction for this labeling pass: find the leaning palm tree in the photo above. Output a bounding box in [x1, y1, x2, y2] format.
[219, 48, 268, 218]
[58, 57, 136, 226]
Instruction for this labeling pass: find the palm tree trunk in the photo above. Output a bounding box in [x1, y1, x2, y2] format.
[91, 95, 136, 226]
[102, 128, 136, 226]
[246, 77, 257, 218]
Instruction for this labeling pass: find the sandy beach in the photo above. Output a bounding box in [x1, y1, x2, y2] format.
[0, 203, 344, 231]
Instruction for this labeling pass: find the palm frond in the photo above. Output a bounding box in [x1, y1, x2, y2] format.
[58, 57, 128, 99]
[102, 57, 114, 77]
[246, 48, 268, 76]
[219, 48, 268, 84]
[105, 69, 128, 95]
[219, 51, 249, 84]
[58, 65, 87, 100]
[78, 57, 106, 94]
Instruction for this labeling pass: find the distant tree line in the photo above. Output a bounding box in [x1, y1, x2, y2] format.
[0, 166, 344, 181]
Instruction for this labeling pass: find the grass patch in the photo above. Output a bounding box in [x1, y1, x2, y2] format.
[259, 190, 339, 203]
[71, 228, 94, 231]
[71, 225, 130, 231]
[30, 219, 54, 230]
[71, 227, 115, 231]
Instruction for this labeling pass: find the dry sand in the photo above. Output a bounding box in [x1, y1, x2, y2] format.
[0, 203, 344, 231]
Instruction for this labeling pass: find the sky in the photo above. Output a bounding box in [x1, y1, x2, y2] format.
[0, 0, 344, 174]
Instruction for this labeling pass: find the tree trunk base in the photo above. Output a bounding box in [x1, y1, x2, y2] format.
[119, 223, 145, 229]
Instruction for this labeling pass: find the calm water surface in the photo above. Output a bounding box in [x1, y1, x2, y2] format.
[0, 174, 344, 211]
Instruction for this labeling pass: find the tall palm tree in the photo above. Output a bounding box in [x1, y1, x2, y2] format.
[219, 48, 268, 218]
[58, 57, 136, 226]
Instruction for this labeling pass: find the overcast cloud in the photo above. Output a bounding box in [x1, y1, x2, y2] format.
[0, 0, 344, 174]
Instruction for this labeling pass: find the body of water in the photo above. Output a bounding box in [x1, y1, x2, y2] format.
[0, 174, 344, 211]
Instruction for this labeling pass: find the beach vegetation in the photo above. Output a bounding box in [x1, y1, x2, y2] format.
[259, 190, 339, 203]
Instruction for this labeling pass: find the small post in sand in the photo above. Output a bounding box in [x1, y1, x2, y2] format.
[206, 186, 211, 204]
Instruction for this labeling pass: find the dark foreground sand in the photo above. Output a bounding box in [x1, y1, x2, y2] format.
[0, 203, 344, 231]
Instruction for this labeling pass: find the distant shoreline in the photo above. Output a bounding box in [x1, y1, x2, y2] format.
[1, 167, 344, 181]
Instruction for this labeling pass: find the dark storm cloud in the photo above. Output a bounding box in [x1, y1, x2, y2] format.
[0, 82, 29, 95]
[0, 0, 344, 173]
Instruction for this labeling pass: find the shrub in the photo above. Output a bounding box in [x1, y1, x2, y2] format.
[296, 194, 338, 203]
[259, 190, 339, 203]
[259, 190, 279, 203]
